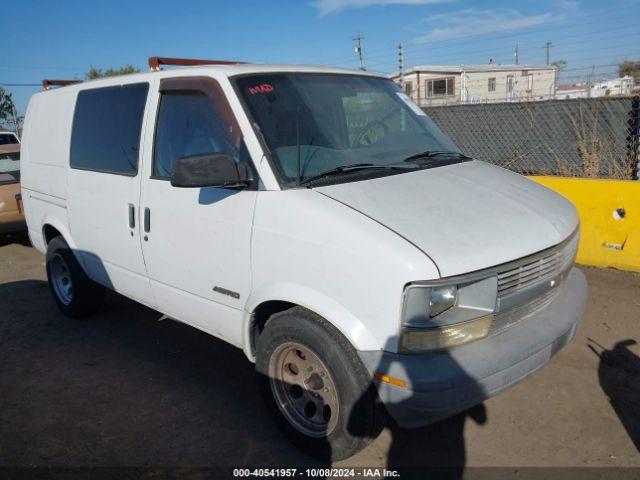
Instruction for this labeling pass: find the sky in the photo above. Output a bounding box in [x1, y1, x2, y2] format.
[2, 0, 639, 115]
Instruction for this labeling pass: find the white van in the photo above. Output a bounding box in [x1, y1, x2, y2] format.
[21, 58, 586, 460]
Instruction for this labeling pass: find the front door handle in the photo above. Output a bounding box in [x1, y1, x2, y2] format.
[128, 204, 135, 229]
[144, 207, 151, 233]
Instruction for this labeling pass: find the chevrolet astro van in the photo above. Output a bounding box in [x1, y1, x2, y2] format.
[21, 57, 587, 460]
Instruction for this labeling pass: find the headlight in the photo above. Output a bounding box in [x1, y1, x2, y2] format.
[400, 315, 493, 353]
[429, 285, 457, 317]
[400, 276, 497, 353]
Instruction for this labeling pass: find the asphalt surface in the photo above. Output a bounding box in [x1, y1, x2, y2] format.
[0, 231, 638, 473]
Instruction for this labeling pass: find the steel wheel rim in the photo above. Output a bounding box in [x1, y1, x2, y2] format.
[268, 342, 340, 438]
[50, 254, 73, 305]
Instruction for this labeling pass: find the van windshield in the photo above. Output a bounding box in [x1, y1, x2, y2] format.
[234, 73, 463, 187]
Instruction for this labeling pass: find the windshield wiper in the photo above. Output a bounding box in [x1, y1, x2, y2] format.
[299, 163, 413, 186]
[403, 151, 471, 163]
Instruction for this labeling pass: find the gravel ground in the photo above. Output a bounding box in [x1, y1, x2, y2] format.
[0, 232, 638, 475]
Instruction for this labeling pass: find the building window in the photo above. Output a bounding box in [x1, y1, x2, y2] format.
[527, 73, 534, 91]
[426, 77, 454, 97]
[488, 77, 496, 92]
[404, 82, 412, 97]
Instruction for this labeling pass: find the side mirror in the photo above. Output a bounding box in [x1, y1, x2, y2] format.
[170, 153, 249, 188]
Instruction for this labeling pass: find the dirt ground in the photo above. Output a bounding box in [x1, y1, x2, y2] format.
[0, 231, 638, 474]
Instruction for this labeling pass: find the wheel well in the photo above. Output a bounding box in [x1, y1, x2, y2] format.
[250, 300, 297, 355]
[43, 225, 62, 245]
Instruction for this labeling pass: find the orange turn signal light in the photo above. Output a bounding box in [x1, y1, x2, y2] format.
[374, 373, 407, 388]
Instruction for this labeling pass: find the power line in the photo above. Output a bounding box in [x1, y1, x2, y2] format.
[322, 23, 639, 69]
[311, 9, 639, 65]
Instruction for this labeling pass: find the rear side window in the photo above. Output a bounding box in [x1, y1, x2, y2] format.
[70, 83, 149, 175]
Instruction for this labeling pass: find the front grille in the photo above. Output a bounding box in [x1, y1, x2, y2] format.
[496, 231, 579, 298]
[490, 287, 559, 336]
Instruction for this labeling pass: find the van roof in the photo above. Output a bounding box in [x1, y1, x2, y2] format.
[37, 63, 385, 94]
[157, 63, 385, 77]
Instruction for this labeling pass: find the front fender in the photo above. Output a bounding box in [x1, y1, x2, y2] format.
[243, 281, 381, 361]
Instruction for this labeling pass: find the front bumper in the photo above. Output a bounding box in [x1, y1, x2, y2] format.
[358, 267, 587, 428]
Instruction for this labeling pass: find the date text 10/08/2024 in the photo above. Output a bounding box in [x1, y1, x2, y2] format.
[233, 468, 400, 478]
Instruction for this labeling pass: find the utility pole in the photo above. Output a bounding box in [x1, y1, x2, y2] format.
[515, 42, 520, 65]
[399, 42, 406, 129]
[544, 41, 553, 66]
[398, 42, 404, 89]
[353, 33, 366, 71]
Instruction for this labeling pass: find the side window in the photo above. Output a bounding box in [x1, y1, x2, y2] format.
[70, 83, 149, 175]
[153, 92, 247, 178]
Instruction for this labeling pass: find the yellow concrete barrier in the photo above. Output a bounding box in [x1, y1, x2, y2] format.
[530, 176, 640, 272]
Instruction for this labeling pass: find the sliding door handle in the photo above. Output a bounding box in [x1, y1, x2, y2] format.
[128, 204, 135, 228]
[144, 207, 151, 233]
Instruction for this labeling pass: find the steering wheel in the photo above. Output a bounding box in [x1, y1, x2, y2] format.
[354, 120, 389, 147]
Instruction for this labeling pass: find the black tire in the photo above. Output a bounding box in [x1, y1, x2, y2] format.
[256, 307, 384, 461]
[46, 236, 105, 318]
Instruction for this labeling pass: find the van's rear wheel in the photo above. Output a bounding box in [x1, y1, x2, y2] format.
[46, 236, 105, 317]
[256, 307, 384, 461]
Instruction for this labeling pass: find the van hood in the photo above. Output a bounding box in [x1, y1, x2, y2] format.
[316, 160, 578, 278]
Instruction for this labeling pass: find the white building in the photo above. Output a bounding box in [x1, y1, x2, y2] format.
[555, 76, 635, 100]
[391, 64, 557, 106]
[555, 82, 589, 99]
[590, 76, 635, 97]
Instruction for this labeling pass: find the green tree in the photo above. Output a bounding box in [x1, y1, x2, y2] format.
[0, 87, 19, 132]
[551, 59, 567, 72]
[0, 87, 15, 122]
[86, 65, 141, 80]
[618, 60, 640, 85]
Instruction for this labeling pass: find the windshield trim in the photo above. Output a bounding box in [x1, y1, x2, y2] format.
[230, 71, 440, 190]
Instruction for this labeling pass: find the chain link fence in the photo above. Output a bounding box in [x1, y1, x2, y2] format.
[424, 96, 640, 180]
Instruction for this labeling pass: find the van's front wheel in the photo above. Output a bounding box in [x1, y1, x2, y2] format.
[46, 236, 105, 317]
[255, 307, 383, 461]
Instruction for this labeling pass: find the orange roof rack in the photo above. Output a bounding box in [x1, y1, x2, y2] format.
[148, 56, 247, 71]
[42, 79, 81, 90]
